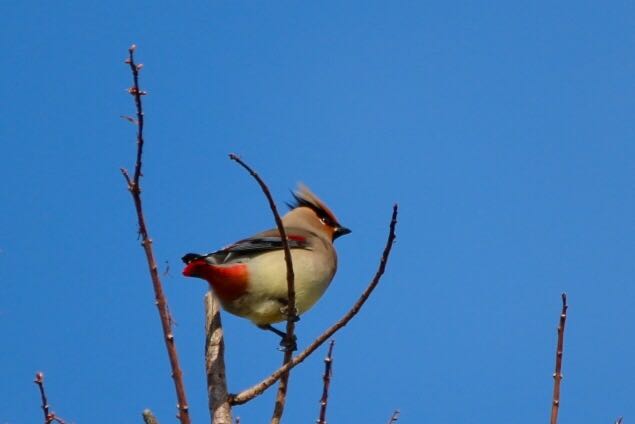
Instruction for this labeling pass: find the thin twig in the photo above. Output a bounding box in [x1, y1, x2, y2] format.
[34, 372, 50, 424]
[387, 410, 400, 424]
[317, 340, 336, 424]
[227, 154, 297, 424]
[228, 153, 297, 328]
[121, 45, 190, 424]
[550, 293, 568, 424]
[615, 417, 623, 424]
[142, 409, 160, 424]
[271, 347, 294, 423]
[33, 372, 68, 424]
[205, 291, 233, 424]
[230, 204, 398, 405]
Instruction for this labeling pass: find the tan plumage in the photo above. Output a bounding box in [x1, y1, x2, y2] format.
[182, 184, 350, 327]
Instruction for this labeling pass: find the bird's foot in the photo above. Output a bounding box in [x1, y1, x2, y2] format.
[258, 324, 286, 338]
[258, 323, 298, 351]
[278, 333, 298, 352]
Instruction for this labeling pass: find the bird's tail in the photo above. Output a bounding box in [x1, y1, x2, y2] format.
[182, 253, 203, 264]
[182, 253, 209, 277]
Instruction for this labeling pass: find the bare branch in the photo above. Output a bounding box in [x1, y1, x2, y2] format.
[550, 293, 568, 424]
[228, 153, 297, 328]
[226, 154, 298, 423]
[317, 340, 336, 424]
[142, 409, 160, 424]
[34, 372, 51, 424]
[205, 291, 233, 424]
[387, 410, 400, 424]
[122, 45, 190, 424]
[124, 43, 147, 187]
[33, 372, 68, 424]
[230, 204, 399, 405]
[615, 417, 623, 424]
[270, 343, 294, 423]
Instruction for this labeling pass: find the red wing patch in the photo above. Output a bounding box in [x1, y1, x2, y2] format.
[287, 235, 306, 242]
[183, 260, 248, 301]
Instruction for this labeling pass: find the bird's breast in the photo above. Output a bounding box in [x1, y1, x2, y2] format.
[222, 247, 337, 325]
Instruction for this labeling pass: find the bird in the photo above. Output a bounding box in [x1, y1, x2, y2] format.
[181, 184, 351, 347]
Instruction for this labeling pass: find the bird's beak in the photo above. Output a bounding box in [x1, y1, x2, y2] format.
[333, 226, 352, 239]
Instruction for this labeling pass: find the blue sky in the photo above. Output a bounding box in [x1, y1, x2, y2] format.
[1, 1, 633, 423]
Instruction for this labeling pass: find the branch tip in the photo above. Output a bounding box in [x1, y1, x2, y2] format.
[549, 293, 569, 424]
[34, 372, 68, 424]
[122, 45, 190, 424]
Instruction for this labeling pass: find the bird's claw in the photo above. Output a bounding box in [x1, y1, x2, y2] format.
[257, 323, 298, 351]
[278, 334, 298, 352]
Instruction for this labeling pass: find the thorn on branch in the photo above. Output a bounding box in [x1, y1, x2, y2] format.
[121, 115, 138, 124]
[120, 168, 132, 186]
[128, 87, 148, 96]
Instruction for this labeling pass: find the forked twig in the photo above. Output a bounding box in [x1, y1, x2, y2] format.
[33, 372, 67, 424]
[121, 45, 190, 424]
[550, 293, 568, 424]
[230, 204, 398, 405]
[317, 340, 336, 424]
[227, 154, 297, 423]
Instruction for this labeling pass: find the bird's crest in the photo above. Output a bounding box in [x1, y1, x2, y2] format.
[287, 184, 340, 227]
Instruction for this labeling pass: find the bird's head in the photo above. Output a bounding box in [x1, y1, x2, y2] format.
[284, 184, 351, 242]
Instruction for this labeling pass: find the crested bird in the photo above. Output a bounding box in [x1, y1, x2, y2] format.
[182, 184, 350, 347]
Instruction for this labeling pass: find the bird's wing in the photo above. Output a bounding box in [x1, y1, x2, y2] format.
[201, 228, 313, 264]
